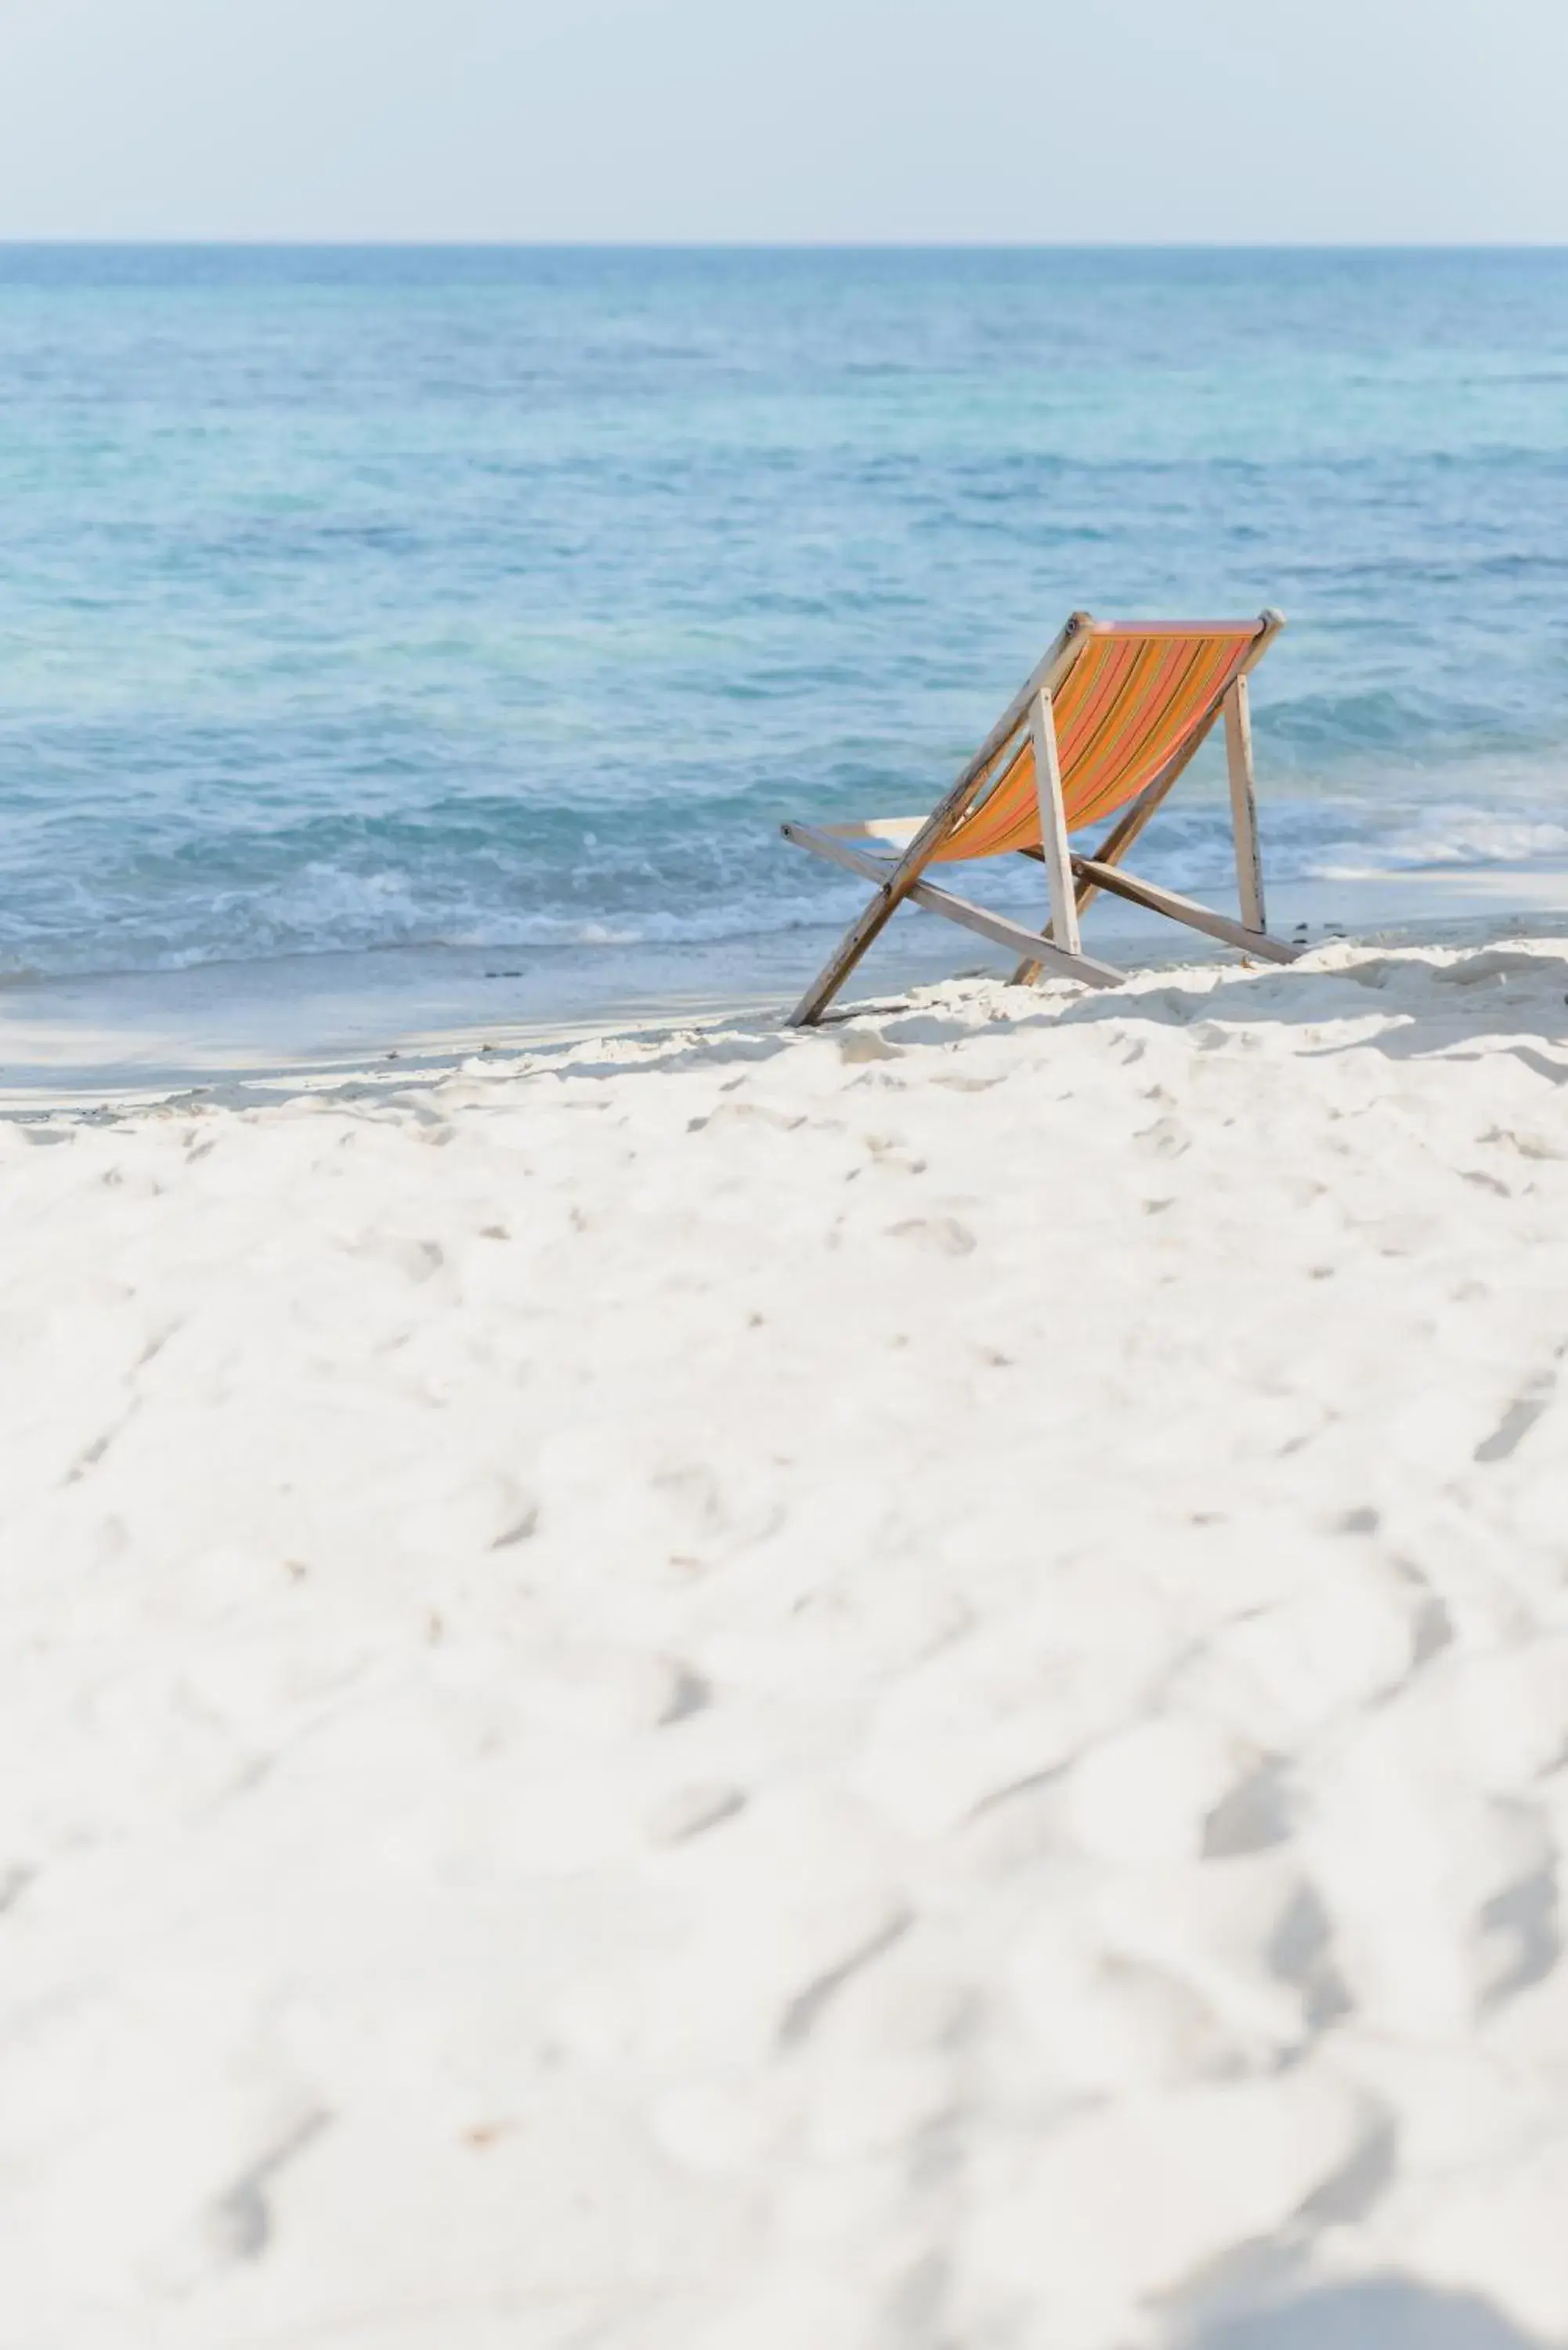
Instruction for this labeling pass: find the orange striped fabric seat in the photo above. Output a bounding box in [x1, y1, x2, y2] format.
[930, 623, 1258, 862]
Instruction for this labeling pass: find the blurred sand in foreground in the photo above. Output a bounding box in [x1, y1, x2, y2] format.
[4, 938, 1568, 2348]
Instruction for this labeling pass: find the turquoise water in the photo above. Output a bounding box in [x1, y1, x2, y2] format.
[2, 246, 1567, 990]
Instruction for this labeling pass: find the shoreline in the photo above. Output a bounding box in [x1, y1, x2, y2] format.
[5, 861, 1568, 1112]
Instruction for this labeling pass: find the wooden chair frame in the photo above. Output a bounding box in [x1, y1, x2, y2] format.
[782, 610, 1300, 1026]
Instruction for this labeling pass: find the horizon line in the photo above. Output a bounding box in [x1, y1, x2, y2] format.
[2, 237, 1567, 254]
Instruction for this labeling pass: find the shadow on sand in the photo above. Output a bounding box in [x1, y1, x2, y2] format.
[13, 936, 1568, 1120]
[338, 938, 1568, 1108]
[1181, 2276, 1543, 2349]
[1030, 939, 1568, 1080]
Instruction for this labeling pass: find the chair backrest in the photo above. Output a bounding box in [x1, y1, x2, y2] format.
[932, 617, 1277, 862]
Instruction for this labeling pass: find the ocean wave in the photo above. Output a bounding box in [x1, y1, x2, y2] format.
[4, 782, 1568, 984]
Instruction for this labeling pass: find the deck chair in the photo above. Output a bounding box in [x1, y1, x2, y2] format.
[781, 609, 1300, 1025]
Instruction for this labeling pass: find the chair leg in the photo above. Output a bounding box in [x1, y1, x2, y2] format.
[1031, 688, 1080, 955]
[1224, 674, 1267, 933]
[1009, 688, 1080, 988]
[787, 819, 959, 1026]
[789, 891, 900, 1026]
[787, 769, 995, 1025]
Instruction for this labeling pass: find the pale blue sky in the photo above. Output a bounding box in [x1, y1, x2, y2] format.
[0, 0, 1565, 244]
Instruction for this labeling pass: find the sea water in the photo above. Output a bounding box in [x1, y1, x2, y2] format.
[2, 246, 1566, 1012]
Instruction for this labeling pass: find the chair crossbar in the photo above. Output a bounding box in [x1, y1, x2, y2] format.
[782, 824, 1125, 989]
[1070, 859, 1302, 964]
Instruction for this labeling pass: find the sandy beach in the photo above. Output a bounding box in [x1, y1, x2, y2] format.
[7, 931, 1568, 2347]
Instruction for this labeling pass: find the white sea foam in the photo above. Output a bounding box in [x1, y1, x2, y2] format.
[7, 786, 1568, 986]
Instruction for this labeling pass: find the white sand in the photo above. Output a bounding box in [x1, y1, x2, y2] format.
[6, 934, 1568, 2348]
